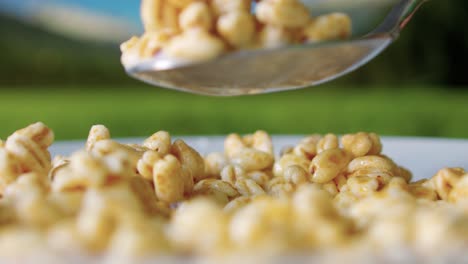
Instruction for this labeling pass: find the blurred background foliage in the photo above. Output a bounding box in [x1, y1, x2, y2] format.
[0, 0, 467, 140]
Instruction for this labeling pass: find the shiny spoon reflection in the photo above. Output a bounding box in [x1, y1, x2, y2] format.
[123, 0, 427, 96]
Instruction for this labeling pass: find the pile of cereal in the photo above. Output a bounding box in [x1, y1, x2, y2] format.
[121, 0, 352, 65]
[0, 122, 467, 261]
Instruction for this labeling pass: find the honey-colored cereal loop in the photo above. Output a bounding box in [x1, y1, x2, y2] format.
[102, 150, 139, 178]
[317, 134, 339, 154]
[0, 123, 467, 259]
[220, 164, 246, 185]
[448, 174, 468, 204]
[136, 150, 161, 181]
[256, 0, 310, 28]
[15, 122, 54, 150]
[273, 153, 310, 178]
[124, 0, 354, 65]
[4, 172, 49, 199]
[322, 181, 339, 197]
[5, 134, 52, 176]
[204, 152, 229, 178]
[126, 176, 163, 216]
[341, 132, 382, 158]
[430, 167, 466, 201]
[211, 0, 251, 16]
[268, 181, 295, 198]
[245, 170, 271, 189]
[303, 12, 352, 42]
[7, 123, 53, 172]
[235, 178, 266, 196]
[333, 173, 347, 192]
[140, 30, 178, 58]
[164, 28, 225, 61]
[0, 148, 22, 194]
[283, 165, 308, 185]
[49, 155, 69, 181]
[230, 148, 274, 172]
[171, 140, 204, 195]
[251, 130, 274, 155]
[85, 125, 110, 152]
[343, 175, 380, 197]
[167, 0, 193, 9]
[347, 155, 397, 175]
[153, 155, 185, 203]
[168, 198, 229, 254]
[229, 196, 293, 251]
[279, 145, 294, 157]
[346, 168, 393, 187]
[193, 179, 239, 199]
[224, 133, 247, 158]
[258, 25, 294, 49]
[397, 166, 413, 182]
[309, 149, 352, 183]
[293, 134, 322, 159]
[141, 0, 179, 32]
[51, 151, 108, 192]
[179, 2, 213, 31]
[409, 180, 438, 201]
[171, 139, 205, 182]
[224, 196, 252, 213]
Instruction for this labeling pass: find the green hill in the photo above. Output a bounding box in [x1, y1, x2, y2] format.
[0, 14, 136, 86]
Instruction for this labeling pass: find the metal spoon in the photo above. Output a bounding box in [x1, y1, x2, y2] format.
[123, 0, 426, 96]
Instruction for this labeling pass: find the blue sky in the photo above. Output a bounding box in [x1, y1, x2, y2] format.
[0, 0, 140, 23]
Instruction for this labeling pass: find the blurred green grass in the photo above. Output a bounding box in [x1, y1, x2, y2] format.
[0, 85, 467, 140]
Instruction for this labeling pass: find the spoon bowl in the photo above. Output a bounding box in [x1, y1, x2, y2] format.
[124, 0, 426, 96]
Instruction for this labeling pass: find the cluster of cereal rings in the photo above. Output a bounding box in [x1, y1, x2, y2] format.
[121, 0, 352, 65]
[0, 122, 467, 260]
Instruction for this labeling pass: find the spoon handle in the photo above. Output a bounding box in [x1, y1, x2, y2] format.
[369, 0, 427, 38]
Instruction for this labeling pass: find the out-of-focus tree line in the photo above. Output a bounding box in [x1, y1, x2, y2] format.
[346, 0, 468, 87]
[0, 0, 466, 87]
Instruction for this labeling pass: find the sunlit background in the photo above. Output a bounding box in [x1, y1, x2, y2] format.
[0, 0, 467, 140]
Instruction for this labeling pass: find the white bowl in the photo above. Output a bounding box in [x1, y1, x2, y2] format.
[51, 136, 468, 181]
